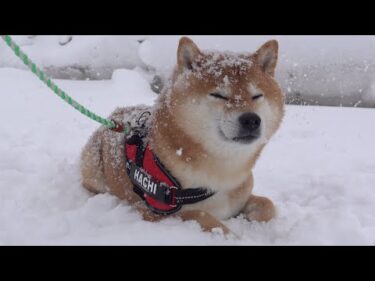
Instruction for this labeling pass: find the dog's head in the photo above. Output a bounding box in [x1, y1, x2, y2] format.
[166, 37, 285, 159]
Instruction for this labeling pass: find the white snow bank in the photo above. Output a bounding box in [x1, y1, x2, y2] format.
[2, 35, 375, 106]
[0, 67, 375, 245]
[0, 36, 146, 79]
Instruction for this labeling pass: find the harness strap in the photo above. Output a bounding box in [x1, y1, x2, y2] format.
[126, 134, 148, 200]
[127, 160, 214, 207]
[175, 188, 214, 205]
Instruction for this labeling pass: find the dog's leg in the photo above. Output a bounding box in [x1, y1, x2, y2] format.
[81, 130, 108, 194]
[178, 210, 231, 235]
[133, 203, 164, 222]
[242, 195, 276, 222]
[134, 203, 232, 235]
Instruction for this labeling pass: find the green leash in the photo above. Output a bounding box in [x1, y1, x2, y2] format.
[1, 35, 130, 134]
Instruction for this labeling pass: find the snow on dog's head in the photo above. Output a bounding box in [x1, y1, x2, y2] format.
[165, 37, 285, 160]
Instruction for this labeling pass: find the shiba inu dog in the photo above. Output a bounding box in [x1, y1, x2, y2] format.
[80, 37, 285, 235]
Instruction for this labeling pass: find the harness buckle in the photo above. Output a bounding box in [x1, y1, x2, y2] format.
[165, 186, 178, 207]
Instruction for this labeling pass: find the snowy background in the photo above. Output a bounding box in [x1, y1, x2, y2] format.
[0, 36, 375, 245]
[2, 36, 375, 107]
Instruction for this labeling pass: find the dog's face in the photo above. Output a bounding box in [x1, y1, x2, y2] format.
[167, 37, 285, 159]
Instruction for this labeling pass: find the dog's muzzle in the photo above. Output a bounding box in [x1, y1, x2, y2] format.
[233, 112, 261, 143]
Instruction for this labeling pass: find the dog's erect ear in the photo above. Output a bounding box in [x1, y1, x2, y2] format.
[177, 37, 201, 71]
[253, 40, 278, 76]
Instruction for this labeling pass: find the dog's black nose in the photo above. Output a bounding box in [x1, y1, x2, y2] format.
[238, 112, 261, 132]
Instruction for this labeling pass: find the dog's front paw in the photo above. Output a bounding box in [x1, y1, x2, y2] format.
[244, 195, 276, 222]
[178, 210, 234, 236]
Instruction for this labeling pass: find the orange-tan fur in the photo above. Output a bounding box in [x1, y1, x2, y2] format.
[80, 37, 285, 236]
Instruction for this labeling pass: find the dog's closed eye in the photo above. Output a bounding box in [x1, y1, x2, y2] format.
[210, 93, 229, 101]
[252, 94, 264, 100]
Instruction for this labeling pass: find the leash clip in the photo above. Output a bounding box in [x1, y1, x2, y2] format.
[110, 120, 131, 135]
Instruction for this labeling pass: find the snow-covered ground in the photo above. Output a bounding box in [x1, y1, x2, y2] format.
[1, 67, 374, 245]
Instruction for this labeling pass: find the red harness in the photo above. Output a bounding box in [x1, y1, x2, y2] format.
[125, 133, 214, 215]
